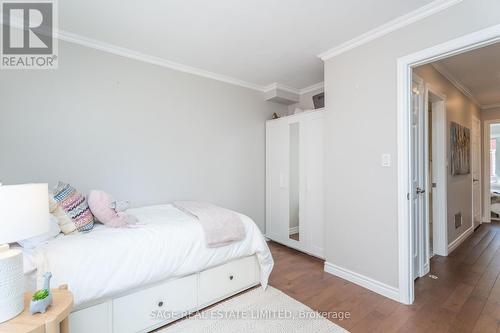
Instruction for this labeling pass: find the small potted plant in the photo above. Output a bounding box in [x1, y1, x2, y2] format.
[30, 272, 53, 314]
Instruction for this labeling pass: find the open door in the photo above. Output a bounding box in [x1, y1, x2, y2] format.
[411, 75, 426, 280]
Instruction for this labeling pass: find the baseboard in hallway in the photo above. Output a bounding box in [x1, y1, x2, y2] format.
[448, 225, 474, 254]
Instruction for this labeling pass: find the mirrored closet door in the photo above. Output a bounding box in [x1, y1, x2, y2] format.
[289, 122, 300, 242]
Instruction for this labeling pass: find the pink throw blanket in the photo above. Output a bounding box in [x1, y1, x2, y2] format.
[173, 201, 246, 247]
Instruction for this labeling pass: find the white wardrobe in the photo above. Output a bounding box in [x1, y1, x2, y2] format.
[265, 109, 325, 258]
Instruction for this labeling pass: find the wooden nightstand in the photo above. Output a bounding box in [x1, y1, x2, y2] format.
[0, 285, 73, 333]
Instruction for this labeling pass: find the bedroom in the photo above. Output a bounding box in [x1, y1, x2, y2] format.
[1, 1, 500, 333]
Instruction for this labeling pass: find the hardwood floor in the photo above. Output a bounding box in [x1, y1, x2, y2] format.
[268, 222, 500, 333]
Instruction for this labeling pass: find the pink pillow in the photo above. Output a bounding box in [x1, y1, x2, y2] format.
[87, 190, 137, 228]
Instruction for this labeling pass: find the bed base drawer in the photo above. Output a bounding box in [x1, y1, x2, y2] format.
[69, 255, 261, 333]
[70, 301, 112, 333]
[199, 255, 260, 307]
[113, 274, 197, 333]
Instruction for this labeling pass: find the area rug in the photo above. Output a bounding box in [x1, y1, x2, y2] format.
[158, 286, 349, 333]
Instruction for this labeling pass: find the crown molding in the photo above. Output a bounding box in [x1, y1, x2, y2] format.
[300, 81, 324, 94]
[0, 16, 267, 92]
[56, 30, 268, 92]
[264, 81, 324, 95]
[3, 16, 323, 95]
[431, 63, 482, 107]
[263, 82, 300, 95]
[482, 103, 500, 110]
[431, 63, 500, 110]
[318, 0, 463, 61]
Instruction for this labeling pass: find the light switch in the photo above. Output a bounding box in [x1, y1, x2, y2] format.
[279, 173, 286, 188]
[382, 154, 391, 167]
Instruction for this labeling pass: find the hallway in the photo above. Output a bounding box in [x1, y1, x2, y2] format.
[268, 222, 500, 332]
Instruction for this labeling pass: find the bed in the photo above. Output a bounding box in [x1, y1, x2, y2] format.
[23, 204, 274, 333]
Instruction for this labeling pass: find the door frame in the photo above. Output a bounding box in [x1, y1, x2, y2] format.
[397, 24, 500, 305]
[483, 119, 500, 223]
[471, 115, 482, 229]
[424, 85, 448, 260]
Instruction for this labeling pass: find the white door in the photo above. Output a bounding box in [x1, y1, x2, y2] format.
[472, 117, 481, 228]
[411, 76, 426, 280]
[265, 120, 290, 243]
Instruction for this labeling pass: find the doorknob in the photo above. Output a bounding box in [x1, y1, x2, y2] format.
[416, 187, 425, 194]
[473, 179, 479, 182]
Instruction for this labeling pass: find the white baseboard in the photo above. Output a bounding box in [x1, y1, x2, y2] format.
[288, 226, 299, 235]
[447, 225, 474, 254]
[324, 262, 400, 302]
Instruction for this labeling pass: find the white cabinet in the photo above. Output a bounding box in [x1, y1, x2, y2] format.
[266, 110, 325, 258]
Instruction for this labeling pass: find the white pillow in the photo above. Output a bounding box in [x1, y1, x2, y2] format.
[17, 215, 61, 249]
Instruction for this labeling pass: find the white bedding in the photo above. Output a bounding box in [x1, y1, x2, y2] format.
[492, 202, 500, 216]
[28, 204, 274, 307]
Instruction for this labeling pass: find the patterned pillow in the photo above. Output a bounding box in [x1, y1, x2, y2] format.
[49, 194, 76, 234]
[52, 182, 95, 233]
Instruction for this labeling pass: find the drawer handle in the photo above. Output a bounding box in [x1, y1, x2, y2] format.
[158, 301, 164, 307]
[229, 275, 234, 281]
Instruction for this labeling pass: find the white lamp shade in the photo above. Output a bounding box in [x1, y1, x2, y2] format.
[0, 184, 50, 244]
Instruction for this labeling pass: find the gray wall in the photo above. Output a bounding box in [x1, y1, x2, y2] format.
[0, 41, 286, 231]
[413, 64, 480, 245]
[324, 0, 500, 288]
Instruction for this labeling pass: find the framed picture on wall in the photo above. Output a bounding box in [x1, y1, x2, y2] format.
[450, 121, 470, 175]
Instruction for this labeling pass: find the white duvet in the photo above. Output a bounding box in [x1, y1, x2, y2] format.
[31, 204, 274, 307]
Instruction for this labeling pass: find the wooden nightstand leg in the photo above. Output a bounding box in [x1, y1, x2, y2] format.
[61, 317, 69, 333]
[58, 284, 70, 333]
[45, 321, 59, 333]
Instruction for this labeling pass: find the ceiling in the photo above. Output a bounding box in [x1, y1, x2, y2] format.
[58, 0, 436, 90]
[434, 42, 500, 108]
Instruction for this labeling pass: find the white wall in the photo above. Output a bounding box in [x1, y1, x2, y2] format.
[0, 41, 287, 231]
[324, 0, 500, 288]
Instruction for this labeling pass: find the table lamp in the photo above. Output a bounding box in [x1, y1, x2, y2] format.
[0, 183, 50, 323]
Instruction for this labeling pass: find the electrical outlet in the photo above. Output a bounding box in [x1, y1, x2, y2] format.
[454, 212, 462, 229]
[381, 154, 391, 167]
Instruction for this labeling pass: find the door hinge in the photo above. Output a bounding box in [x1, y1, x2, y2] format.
[407, 193, 410, 200]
